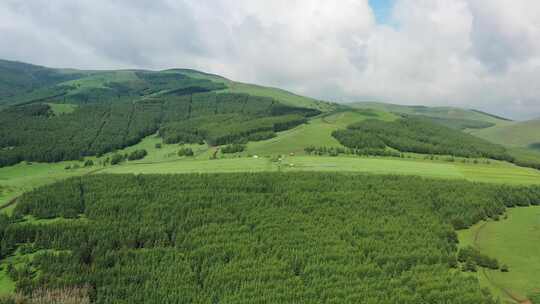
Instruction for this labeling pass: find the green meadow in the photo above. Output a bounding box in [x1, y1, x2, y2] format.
[473, 119, 540, 148]
[458, 206, 540, 303]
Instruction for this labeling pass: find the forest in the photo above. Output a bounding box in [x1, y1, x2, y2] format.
[1, 173, 540, 303]
[0, 92, 319, 167]
[332, 117, 513, 161]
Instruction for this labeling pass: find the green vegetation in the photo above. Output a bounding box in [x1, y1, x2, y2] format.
[46, 103, 77, 115]
[2, 58, 540, 303]
[457, 246, 500, 270]
[0, 102, 161, 166]
[472, 119, 540, 148]
[351, 101, 512, 127]
[0, 93, 318, 167]
[0, 59, 83, 105]
[0, 59, 329, 114]
[223, 81, 334, 111]
[407, 114, 495, 130]
[221, 144, 245, 154]
[458, 206, 540, 303]
[1, 173, 539, 303]
[127, 149, 148, 161]
[177, 147, 194, 157]
[110, 154, 126, 165]
[332, 117, 512, 161]
[244, 110, 397, 157]
[506, 147, 540, 170]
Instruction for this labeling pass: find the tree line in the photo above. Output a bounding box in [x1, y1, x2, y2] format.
[332, 117, 513, 161]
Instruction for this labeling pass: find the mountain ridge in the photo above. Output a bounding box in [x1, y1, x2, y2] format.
[0, 58, 332, 112]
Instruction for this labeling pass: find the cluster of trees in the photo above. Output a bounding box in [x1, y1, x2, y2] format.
[0, 92, 319, 167]
[2, 173, 540, 303]
[0, 102, 161, 167]
[127, 149, 148, 161]
[177, 147, 194, 157]
[332, 118, 513, 161]
[304, 146, 402, 158]
[457, 246, 502, 271]
[330, 130, 386, 150]
[159, 93, 318, 146]
[221, 144, 245, 154]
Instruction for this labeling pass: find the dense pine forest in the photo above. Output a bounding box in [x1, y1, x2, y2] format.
[0, 92, 319, 167]
[1, 173, 539, 303]
[332, 117, 513, 161]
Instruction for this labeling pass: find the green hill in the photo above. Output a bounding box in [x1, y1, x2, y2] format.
[0, 59, 84, 104]
[472, 118, 540, 148]
[351, 101, 512, 130]
[0, 59, 331, 111]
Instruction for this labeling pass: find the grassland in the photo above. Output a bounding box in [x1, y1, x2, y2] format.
[472, 119, 540, 148]
[60, 70, 139, 94]
[245, 110, 396, 156]
[351, 101, 513, 126]
[47, 103, 77, 115]
[94, 155, 540, 185]
[223, 81, 334, 111]
[458, 206, 540, 303]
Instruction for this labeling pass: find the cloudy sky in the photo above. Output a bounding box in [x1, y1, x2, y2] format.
[1, 0, 540, 120]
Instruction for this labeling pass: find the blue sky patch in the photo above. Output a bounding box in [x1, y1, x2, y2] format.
[369, 0, 396, 25]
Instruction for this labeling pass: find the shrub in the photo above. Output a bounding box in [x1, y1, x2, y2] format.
[127, 149, 148, 161]
[110, 154, 125, 165]
[221, 144, 245, 154]
[178, 147, 194, 157]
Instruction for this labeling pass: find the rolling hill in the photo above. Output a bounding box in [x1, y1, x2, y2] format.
[472, 118, 540, 149]
[0, 59, 331, 111]
[351, 101, 513, 130]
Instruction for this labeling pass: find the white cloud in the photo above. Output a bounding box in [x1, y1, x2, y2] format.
[1, 0, 540, 119]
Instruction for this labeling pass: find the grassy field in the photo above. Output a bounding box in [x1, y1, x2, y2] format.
[223, 81, 334, 111]
[0, 162, 96, 214]
[96, 154, 540, 185]
[472, 119, 540, 148]
[168, 68, 334, 112]
[47, 103, 77, 115]
[245, 110, 396, 156]
[458, 206, 540, 303]
[3, 147, 540, 214]
[60, 70, 138, 95]
[351, 101, 513, 126]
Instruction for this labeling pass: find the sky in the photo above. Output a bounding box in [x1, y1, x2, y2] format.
[1, 0, 540, 120]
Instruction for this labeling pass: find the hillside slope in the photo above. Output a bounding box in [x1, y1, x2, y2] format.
[0, 59, 331, 111]
[0, 59, 84, 103]
[351, 101, 512, 129]
[472, 119, 540, 149]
